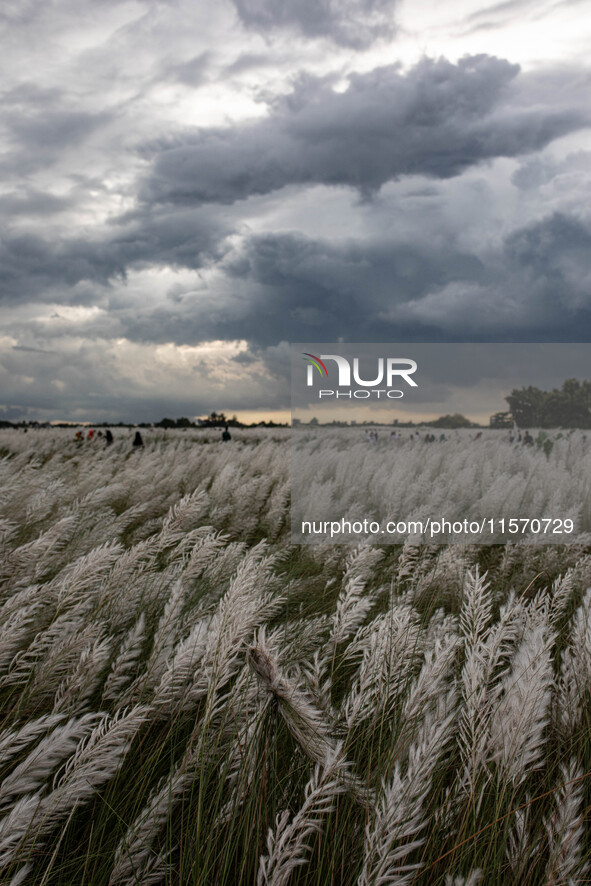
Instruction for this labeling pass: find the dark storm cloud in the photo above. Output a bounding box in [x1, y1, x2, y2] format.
[116, 210, 591, 349]
[230, 0, 399, 49]
[504, 212, 591, 308]
[141, 56, 587, 207]
[115, 231, 482, 345]
[0, 209, 228, 304]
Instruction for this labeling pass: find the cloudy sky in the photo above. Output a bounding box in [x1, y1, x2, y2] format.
[1, 0, 591, 423]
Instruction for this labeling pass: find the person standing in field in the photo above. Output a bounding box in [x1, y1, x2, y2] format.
[221, 426, 232, 442]
[132, 431, 144, 449]
[105, 430, 114, 446]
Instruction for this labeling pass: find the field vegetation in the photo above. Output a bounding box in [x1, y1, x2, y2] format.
[0, 428, 589, 884]
[291, 427, 591, 542]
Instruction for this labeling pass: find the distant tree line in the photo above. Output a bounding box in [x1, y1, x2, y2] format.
[156, 412, 288, 429]
[427, 413, 478, 429]
[0, 413, 289, 430]
[505, 379, 591, 428]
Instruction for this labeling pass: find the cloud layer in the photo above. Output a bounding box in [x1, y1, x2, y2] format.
[143, 56, 586, 205]
[230, 0, 400, 49]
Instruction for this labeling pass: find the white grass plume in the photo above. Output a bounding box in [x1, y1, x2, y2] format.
[330, 550, 381, 648]
[0, 706, 154, 868]
[0, 714, 99, 809]
[488, 622, 554, 786]
[0, 793, 42, 868]
[53, 542, 124, 608]
[0, 602, 47, 675]
[545, 761, 588, 885]
[101, 613, 146, 705]
[458, 571, 519, 793]
[342, 604, 421, 729]
[108, 748, 194, 886]
[444, 873, 482, 886]
[506, 801, 538, 881]
[23, 619, 106, 704]
[52, 635, 112, 714]
[0, 714, 65, 769]
[257, 745, 348, 886]
[359, 706, 455, 886]
[557, 588, 591, 736]
[402, 631, 460, 730]
[8, 863, 33, 885]
[142, 578, 186, 690]
[459, 569, 492, 651]
[171, 546, 286, 711]
[151, 617, 210, 711]
[549, 569, 576, 626]
[248, 629, 370, 806]
[248, 628, 338, 768]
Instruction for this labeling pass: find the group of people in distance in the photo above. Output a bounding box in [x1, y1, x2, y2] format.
[365, 429, 540, 445]
[508, 430, 534, 445]
[366, 429, 447, 443]
[74, 428, 141, 448]
[74, 428, 114, 445]
[72, 426, 233, 448]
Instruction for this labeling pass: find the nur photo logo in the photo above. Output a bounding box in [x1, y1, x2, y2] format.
[302, 351, 418, 399]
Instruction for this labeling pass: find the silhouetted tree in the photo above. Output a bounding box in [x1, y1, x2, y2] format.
[506, 379, 591, 428]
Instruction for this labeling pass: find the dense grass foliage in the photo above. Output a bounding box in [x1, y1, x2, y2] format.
[0, 428, 590, 884]
[291, 427, 591, 542]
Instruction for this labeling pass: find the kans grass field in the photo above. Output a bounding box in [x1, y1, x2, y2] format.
[0, 427, 590, 885]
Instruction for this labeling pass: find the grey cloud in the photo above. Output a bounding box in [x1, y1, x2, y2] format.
[0, 0, 145, 25]
[4, 208, 591, 420]
[141, 56, 587, 207]
[117, 211, 591, 349]
[511, 151, 591, 191]
[12, 345, 57, 354]
[164, 51, 213, 86]
[117, 231, 486, 346]
[2, 83, 62, 105]
[8, 109, 109, 152]
[465, 0, 535, 20]
[0, 190, 73, 216]
[0, 405, 30, 421]
[461, 0, 537, 32]
[1, 84, 114, 175]
[0, 209, 229, 304]
[504, 212, 591, 309]
[224, 52, 275, 76]
[393, 213, 591, 337]
[0, 0, 47, 25]
[231, 0, 399, 49]
[0, 340, 289, 423]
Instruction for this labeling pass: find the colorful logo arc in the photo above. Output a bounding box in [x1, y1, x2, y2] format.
[302, 353, 328, 377]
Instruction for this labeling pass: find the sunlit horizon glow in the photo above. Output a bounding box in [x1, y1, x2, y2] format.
[1, 0, 590, 422]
